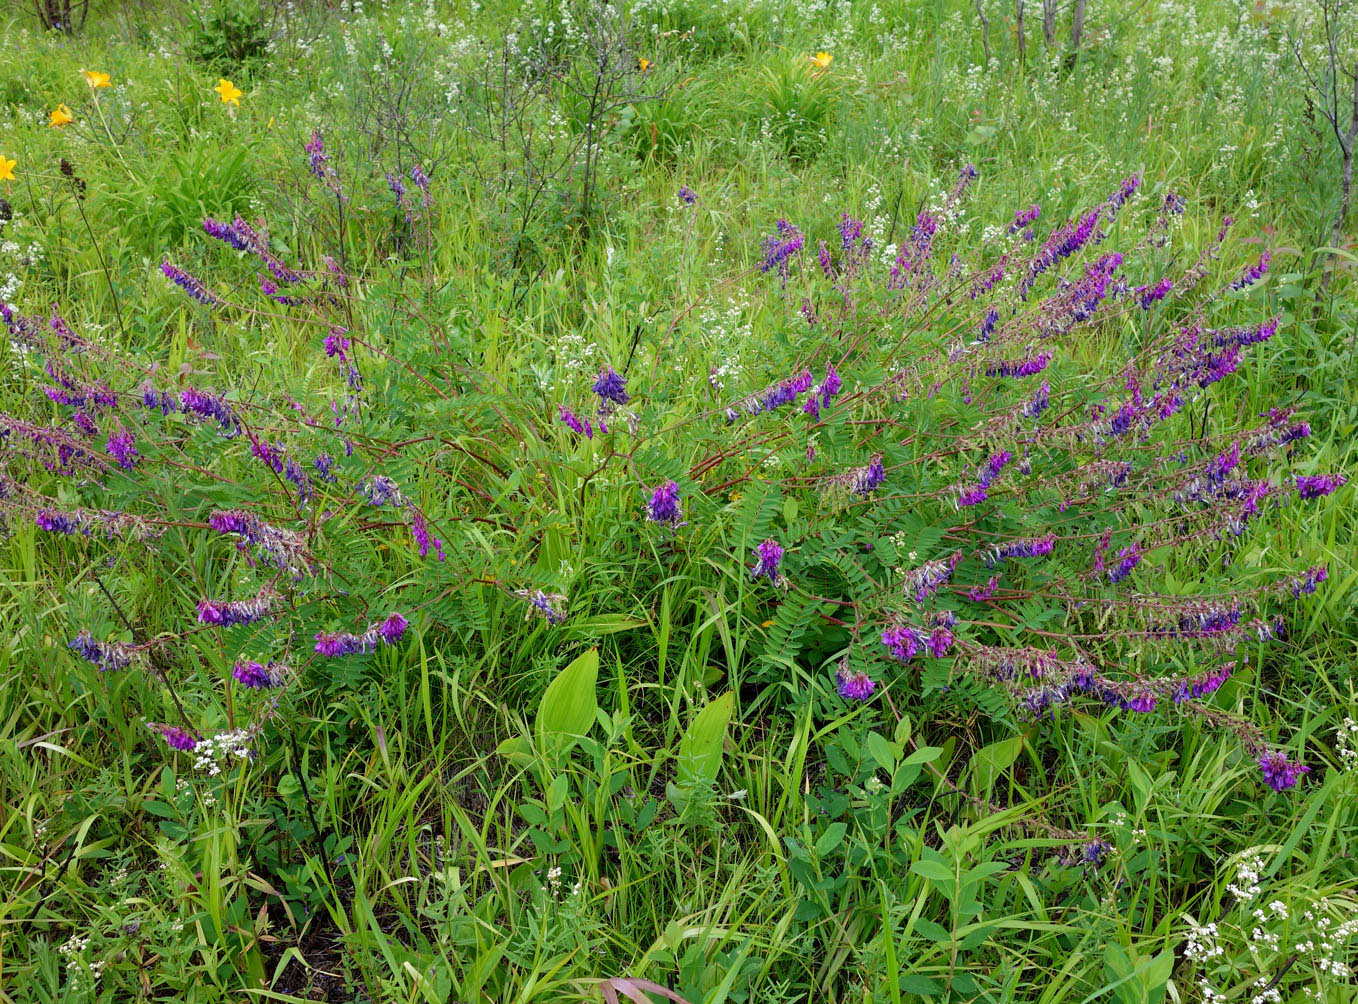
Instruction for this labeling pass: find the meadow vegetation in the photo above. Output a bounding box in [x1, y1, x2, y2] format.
[0, 1, 1356, 1001]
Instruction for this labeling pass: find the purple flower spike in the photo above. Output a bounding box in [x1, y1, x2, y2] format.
[1108, 545, 1141, 584]
[411, 509, 445, 561]
[1257, 751, 1309, 792]
[161, 260, 219, 306]
[646, 480, 683, 525]
[517, 589, 568, 625]
[751, 538, 785, 585]
[1231, 250, 1271, 290]
[836, 663, 876, 701]
[760, 219, 804, 286]
[232, 660, 272, 689]
[69, 631, 136, 672]
[927, 626, 954, 658]
[105, 427, 138, 469]
[379, 612, 408, 644]
[558, 404, 593, 438]
[36, 509, 80, 534]
[160, 726, 197, 751]
[1295, 474, 1346, 499]
[882, 624, 922, 662]
[592, 366, 629, 406]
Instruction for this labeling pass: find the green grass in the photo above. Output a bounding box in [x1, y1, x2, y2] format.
[1, 1, 1357, 1002]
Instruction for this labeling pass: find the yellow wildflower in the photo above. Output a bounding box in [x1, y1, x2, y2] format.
[49, 104, 74, 128]
[809, 51, 832, 69]
[214, 78, 243, 107]
[81, 69, 111, 89]
[638, 57, 651, 72]
[0, 156, 15, 183]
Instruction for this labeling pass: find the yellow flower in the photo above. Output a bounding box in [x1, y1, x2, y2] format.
[638, 57, 651, 72]
[0, 156, 15, 183]
[214, 78, 242, 107]
[81, 69, 111, 89]
[49, 104, 74, 128]
[809, 51, 832, 69]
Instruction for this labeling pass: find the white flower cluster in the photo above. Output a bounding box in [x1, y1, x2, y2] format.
[191, 729, 253, 777]
[1336, 717, 1358, 771]
[1185, 922, 1224, 962]
[1226, 852, 1265, 902]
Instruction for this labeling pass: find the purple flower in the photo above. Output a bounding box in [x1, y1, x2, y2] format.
[69, 631, 135, 672]
[36, 508, 80, 534]
[208, 509, 307, 573]
[558, 404, 593, 438]
[203, 217, 247, 250]
[592, 366, 629, 406]
[1257, 751, 1309, 792]
[751, 539, 785, 584]
[835, 664, 876, 701]
[360, 475, 407, 507]
[968, 574, 1000, 602]
[677, 185, 697, 205]
[927, 626, 954, 658]
[760, 219, 804, 286]
[1288, 565, 1328, 597]
[160, 726, 198, 751]
[646, 480, 683, 525]
[1107, 545, 1141, 584]
[179, 386, 240, 436]
[161, 260, 219, 306]
[323, 328, 351, 361]
[197, 590, 276, 627]
[1230, 250, 1270, 290]
[1173, 664, 1233, 703]
[378, 612, 408, 644]
[991, 534, 1056, 563]
[903, 555, 957, 602]
[1295, 474, 1346, 499]
[410, 509, 444, 561]
[1080, 840, 1112, 865]
[517, 589, 568, 625]
[314, 612, 408, 657]
[105, 427, 138, 470]
[1136, 277, 1173, 308]
[987, 352, 1051, 379]
[306, 131, 329, 179]
[882, 624, 922, 662]
[851, 454, 886, 497]
[1007, 203, 1041, 235]
[232, 660, 273, 689]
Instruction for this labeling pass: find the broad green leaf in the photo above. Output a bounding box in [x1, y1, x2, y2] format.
[866, 731, 897, 772]
[814, 821, 847, 857]
[675, 692, 733, 791]
[910, 859, 953, 883]
[536, 648, 599, 755]
[969, 736, 1023, 800]
[668, 692, 734, 815]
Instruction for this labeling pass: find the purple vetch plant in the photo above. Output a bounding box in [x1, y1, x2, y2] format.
[313, 613, 409, 657]
[3, 149, 1343, 849]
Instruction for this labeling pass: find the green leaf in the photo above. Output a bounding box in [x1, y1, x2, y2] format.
[675, 692, 733, 790]
[910, 859, 953, 883]
[913, 918, 952, 943]
[969, 736, 1023, 800]
[814, 821, 848, 857]
[866, 731, 897, 772]
[536, 648, 599, 756]
[668, 692, 734, 815]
